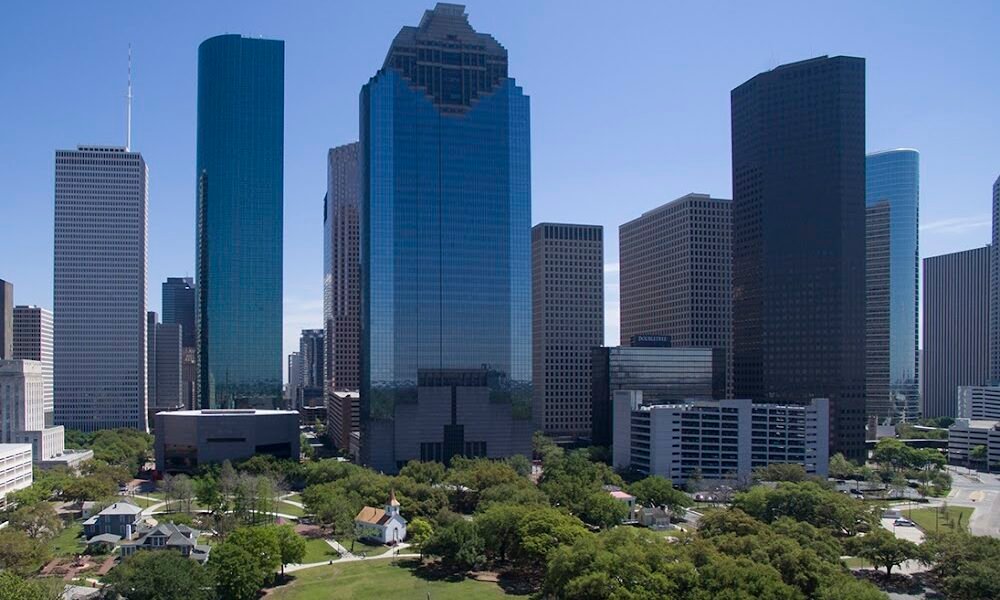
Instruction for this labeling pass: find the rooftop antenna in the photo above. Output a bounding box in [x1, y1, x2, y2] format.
[126, 43, 133, 151]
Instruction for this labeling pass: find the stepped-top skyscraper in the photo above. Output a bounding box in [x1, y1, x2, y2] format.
[360, 3, 532, 471]
[991, 176, 1000, 384]
[866, 149, 920, 422]
[196, 34, 284, 409]
[731, 56, 867, 460]
[54, 145, 148, 431]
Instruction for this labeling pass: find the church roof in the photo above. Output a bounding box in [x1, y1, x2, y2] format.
[355, 506, 390, 526]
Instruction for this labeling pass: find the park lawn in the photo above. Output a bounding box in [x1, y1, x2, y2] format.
[268, 558, 521, 600]
[338, 538, 389, 557]
[49, 522, 86, 556]
[300, 538, 340, 563]
[276, 501, 305, 517]
[905, 506, 974, 533]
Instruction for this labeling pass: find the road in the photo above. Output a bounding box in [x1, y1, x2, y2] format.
[941, 467, 1000, 537]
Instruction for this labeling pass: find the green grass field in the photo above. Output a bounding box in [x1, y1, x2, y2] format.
[301, 538, 340, 563]
[276, 501, 305, 517]
[905, 506, 973, 533]
[48, 522, 86, 557]
[268, 559, 521, 599]
[338, 538, 389, 557]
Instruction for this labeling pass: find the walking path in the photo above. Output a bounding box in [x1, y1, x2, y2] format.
[285, 545, 417, 573]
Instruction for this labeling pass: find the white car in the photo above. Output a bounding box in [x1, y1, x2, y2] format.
[893, 518, 915, 527]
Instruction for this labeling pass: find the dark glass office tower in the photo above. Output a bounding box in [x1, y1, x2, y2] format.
[196, 34, 284, 408]
[866, 150, 920, 422]
[162, 277, 195, 349]
[360, 3, 532, 472]
[731, 56, 867, 461]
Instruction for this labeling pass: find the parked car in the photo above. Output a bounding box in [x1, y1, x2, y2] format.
[894, 518, 915, 527]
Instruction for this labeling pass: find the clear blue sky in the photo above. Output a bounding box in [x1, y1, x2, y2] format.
[2, 1, 998, 372]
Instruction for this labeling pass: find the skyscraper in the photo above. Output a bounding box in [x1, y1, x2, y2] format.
[298, 329, 324, 390]
[865, 149, 920, 422]
[196, 34, 284, 409]
[162, 277, 195, 349]
[990, 176, 1000, 384]
[324, 142, 361, 451]
[731, 56, 867, 460]
[54, 145, 148, 431]
[13, 305, 54, 425]
[360, 3, 532, 471]
[532, 223, 603, 438]
[0, 280, 12, 360]
[923, 247, 990, 418]
[162, 276, 196, 409]
[619, 193, 732, 396]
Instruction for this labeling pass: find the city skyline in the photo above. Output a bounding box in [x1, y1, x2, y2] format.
[2, 1, 999, 375]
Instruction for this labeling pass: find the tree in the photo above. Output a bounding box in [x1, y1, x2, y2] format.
[195, 475, 226, 515]
[627, 476, 692, 512]
[578, 491, 628, 529]
[847, 528, 923, 576]
[0, 529, 50, 575]
[753, 463, 809, 483]
[924, 532, 1000, 600]
[104, 549, 214, 600]
[398, 460, 446, 485]
[61, 473, 117, 501]
[505, 454, 532, 478]
[407, 517, 433, 546]
[172, 473, 195, 513]
[422, 520, 485, 570]
[301, 483, 357, 535]
[8, 502, 63, 540]
[274, 524, 306, 575]
[227, 525, 282, 584]
[970, 445, 988, 471]
[210, 542, 265, 600]
[733, 481, 876, 534]
[0, 571, 62, 600]
[827, 453, 855, 480]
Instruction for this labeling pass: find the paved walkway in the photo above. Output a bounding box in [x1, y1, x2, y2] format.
[285, 543, 414, 573]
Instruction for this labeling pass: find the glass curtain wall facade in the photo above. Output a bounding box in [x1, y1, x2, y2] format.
[731, 56, 867, 461]
[360, 4, 532, 472]
[865, 150, 920, 422]
[196, 34, 284, 409]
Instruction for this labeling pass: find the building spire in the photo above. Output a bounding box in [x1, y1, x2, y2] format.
[126, 43, 132, 151]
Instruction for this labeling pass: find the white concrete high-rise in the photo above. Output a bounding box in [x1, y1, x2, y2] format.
[54, 146, 148, 431]
[0, 360, 65, 462]
[12, 305, 53, 425]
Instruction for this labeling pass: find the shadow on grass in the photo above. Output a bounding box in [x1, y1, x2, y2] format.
[854, 570, 945, 599]
[402, 558, 536, 595]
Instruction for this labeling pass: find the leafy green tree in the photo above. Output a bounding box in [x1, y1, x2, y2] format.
[0, 529, 50, 575]
[532, 431, 563, 465]
[476, 480, 549, 510]
[446, 457, 525, 512]
[195, 475, 226, 515]
[578, 491, 628, 529]
[924, 531, 1000, 600]
[422, 520, 485, 570]
[846, 528, 923, 576]
[274, 524, 306, 575]
[8, 502, 63, 540]
[60, 473, 117, 502]
[538, 449, 624, 515]
[970, 445, 988, 470]
[0, 570, 62, 600]
[398, 460, 446, 485]
[827, 453, 855, 480]
[104, 549, 214, 600]
[210, 542, 264, 600]
[227, 525, 282, 585]
[627, 475, 692, 512]
[733, 481, 876, 534]
[505, 454, 532, 477]
[407, 517, 433, 546]
[694, 555, 801, 600]
[301, 483, 358, 535]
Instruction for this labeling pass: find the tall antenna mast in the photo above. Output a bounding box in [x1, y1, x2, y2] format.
[126, 43, 132, 151]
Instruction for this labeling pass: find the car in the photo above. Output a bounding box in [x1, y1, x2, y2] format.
[894, 518, 915, 527]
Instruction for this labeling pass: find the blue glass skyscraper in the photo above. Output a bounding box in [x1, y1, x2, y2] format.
[866, 149, 920, 422]
[360, 3, 532, 472]
[196, 34, 284, 408]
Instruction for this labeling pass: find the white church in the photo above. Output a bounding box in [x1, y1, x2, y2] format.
[354, 490, 407, 545]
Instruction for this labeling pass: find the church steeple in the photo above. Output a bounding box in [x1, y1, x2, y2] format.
[386, 489, 400, 515]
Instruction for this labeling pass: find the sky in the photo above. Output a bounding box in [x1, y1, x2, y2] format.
[2, 1, 999, 379]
